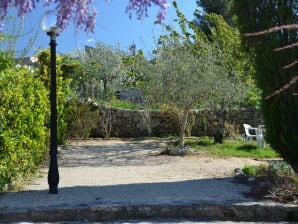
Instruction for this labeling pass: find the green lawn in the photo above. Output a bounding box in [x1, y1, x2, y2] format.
[184, 138, 280, 159]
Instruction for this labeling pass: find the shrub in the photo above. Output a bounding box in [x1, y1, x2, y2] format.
[233, 1, 298, 173]
[66, 100, 99, 139]
[36, 50, 73, 144]
[242, 164, 267, 177]
[268, 161, 295, 176]
[0, 66, 49, 191]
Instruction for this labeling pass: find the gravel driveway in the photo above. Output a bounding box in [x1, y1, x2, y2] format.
[1, 139, 274, 221]
[21, 138, 265, 189]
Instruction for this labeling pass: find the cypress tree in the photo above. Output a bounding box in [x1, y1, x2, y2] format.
[232, 0, 298, 172]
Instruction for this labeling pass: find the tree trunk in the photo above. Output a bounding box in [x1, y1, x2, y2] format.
[214, 105, 225, 144]
[179, 108, 189, 149]
[103, 79, 107, 99]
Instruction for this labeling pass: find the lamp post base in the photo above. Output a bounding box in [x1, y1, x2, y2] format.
[49, 185, 58, 194]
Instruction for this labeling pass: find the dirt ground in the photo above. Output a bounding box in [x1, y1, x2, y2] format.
[54, 138, 266, 186]
[1, 138, 287, 222]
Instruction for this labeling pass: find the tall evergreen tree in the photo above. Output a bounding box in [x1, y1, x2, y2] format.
[233, 0, 298, 172]
[195, 0, 234, 34]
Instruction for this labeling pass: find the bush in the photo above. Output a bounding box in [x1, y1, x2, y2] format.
[242, 164, 267, 177]
[268, 161, 295, 176]
[233, 1, 298, 173]
[0, 67, 49, 191]
[36, 50, 73, 144]
[66, 100, 99, 139]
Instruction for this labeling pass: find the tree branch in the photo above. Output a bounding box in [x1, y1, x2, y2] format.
[265, 75, 298, 99]
[244, 24, 298, 37]
[282, 60, 298, 70]
[274, 42, 298, 52]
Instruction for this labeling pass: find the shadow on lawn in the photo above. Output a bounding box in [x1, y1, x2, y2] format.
[236, 144, 258, 152]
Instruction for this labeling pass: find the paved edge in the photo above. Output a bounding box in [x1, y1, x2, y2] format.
[1, 203, 298, 223]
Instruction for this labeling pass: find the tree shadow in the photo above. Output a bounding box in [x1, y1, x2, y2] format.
[59, 139, 169, 167]
[236, 144, 258, 152]
[0, 177, 258, 216]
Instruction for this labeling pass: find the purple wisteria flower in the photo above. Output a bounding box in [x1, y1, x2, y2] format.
[0, 0, 168, 32]
[126, 0, 168, 23]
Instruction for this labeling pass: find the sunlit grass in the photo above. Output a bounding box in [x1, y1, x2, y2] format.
[185, 138, 280, 159]
[107, 99, 138, 109]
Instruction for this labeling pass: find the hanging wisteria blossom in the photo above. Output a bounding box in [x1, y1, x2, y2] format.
[0, 0, 168, 32]
[126, 0, 168, 23]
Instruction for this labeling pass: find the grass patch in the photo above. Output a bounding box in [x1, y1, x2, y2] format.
[185, 138, 280, 159]
[108, 99, 138, 110]
[242, 164, 268, 176]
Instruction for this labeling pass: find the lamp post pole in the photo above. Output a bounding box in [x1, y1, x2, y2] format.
[48, 31, 59, 194]
[41, 10, 60, 194]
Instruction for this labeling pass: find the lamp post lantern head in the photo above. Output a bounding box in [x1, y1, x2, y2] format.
[41, 10, 60, 36]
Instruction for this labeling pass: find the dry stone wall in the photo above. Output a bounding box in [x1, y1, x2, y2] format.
[94, 107, 263, 138]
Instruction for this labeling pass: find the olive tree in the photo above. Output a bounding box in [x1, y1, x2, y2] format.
[155, 2, 249, 145]
[144, 37, 216, 150]
[76, 42, 126, 100]
[205, 66, 247, 143]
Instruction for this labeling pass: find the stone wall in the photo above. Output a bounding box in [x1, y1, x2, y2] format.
[93, 107, 263, 138]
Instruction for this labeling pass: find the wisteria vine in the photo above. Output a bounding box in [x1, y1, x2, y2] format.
[126, 0, 168, 23]
[0, 0, 168, 32]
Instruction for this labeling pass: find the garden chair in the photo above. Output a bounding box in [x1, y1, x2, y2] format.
[243, 123, 257, 142]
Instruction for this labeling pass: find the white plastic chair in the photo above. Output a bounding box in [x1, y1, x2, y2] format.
[243, 124, 257, 142]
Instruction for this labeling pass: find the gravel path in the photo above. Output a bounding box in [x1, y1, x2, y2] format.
[24, 139, 264, 190]
[1, 139, 277, 222]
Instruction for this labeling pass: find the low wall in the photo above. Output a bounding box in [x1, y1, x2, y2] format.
[93, 107, 263, 138]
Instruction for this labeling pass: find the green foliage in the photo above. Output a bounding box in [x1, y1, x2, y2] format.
[195, 0, 234, 27]
[167, 3, 258, 145]
[195, 136, 215, 146]
[77, 42, 126, 100]
[186, 139, 279, 158]
[233, 0, 298, 172]
[108, 99, 138, 110]
[66, 100, 99, 139]
[0, 50, 13, 72]
[177, 2, 260, 108]
[242, 161, 295, 178]
[159, 104, 181, 120]
[268, 161, 295, 176]
[148, 2, 260, 147]
[122, 49, 148, 89]
[146, 35, 216, 148]
[0, 66, 49, 191]
[36, 50, 73, 144]
[0, 15, 38, 58]
[294, 178, 298, 186]
[204, 13, 259, 108]
[242, 164, 266, 177]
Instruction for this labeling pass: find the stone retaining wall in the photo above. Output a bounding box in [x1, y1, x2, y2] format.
[94, 107, 263, 138]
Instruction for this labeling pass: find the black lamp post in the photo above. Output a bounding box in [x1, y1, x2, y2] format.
[41, 10, 60, 194]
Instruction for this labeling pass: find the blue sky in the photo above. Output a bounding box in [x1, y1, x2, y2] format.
[5, 1, 198, 57]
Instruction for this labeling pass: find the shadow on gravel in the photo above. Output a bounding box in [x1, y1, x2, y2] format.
[0, 177, 256, 212]
[59, 140, 169, 167]
[2, 178, 295, 223]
